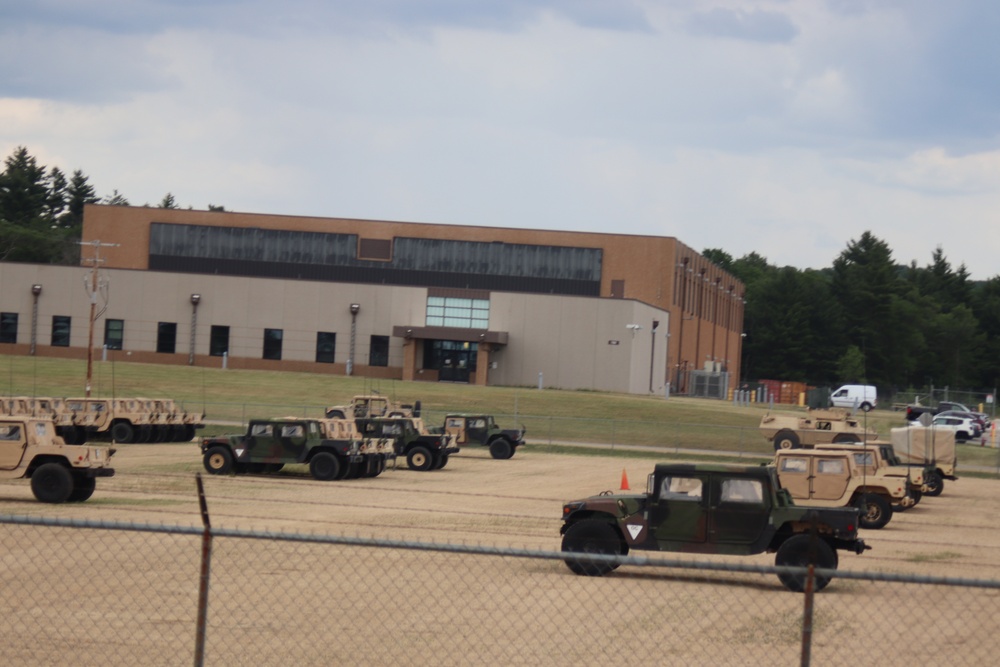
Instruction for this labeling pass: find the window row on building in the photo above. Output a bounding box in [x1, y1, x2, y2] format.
[0, 311, 395, 366]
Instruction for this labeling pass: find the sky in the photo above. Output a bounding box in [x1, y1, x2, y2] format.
[2, 0, 999, 279]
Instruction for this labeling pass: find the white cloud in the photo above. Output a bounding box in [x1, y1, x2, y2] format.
[2, 0, 999, 279]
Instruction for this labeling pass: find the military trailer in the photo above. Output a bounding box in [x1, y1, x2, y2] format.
[441, 414, 525, 459]
[356, 417, 459, 471]
[560, 462, 869, 592]
[201, 417, 391, 480]
[774, 448, 913, 529]
[887, 426, 957, 497]
[760, 408, 877, 450]
[0, 417, 115, 503]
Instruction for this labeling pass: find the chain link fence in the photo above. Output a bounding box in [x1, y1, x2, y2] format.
[2, 510, 998, 667]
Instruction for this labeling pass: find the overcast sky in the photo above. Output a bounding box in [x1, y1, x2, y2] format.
[3, 1, 999, 279]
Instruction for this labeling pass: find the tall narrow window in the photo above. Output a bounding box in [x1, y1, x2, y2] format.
[51, 316, 71, 347]
[263, 328, 283, 360]
[104, 319, 124, 350]
[0, 312, 17, 344]
[209, 325, 230, 357]
[157, 322, 177, 354]
[369, 335, 389, 367]
[316, 332, 336, 363]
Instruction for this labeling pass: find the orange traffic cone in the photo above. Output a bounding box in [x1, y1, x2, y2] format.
[620, 468, 630, 491]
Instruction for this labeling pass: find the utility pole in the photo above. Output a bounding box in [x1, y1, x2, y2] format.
[79, 240, 119, 397]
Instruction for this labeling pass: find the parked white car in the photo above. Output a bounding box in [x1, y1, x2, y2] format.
[909, 414, 982, 443]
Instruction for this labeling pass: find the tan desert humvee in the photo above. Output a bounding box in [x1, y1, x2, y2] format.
[0, 417, 115, 503]
[325, 395, 420, 420]
[774, 447, 912, 530]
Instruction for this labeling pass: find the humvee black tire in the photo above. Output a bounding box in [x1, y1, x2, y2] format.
[31, 463, 75, 503]
[832, 433, 861, 443]
[773, 430, 800, 450]
[434, 453, 449, 470]
[407, 446, 434, 471]
[388, 412, 405, 418]
[562, 520, 627, 576]
[775, 534, 837, 592]
[856, 493, 893, 529]
[203, 446, 234, 475]
[924, 471, 944, 497]
[111, 421, 135, 444]
[325, 409, 346, 419]
[136, 425, 153, 443]
[68, 476, 96, 502]
[183, 425, 197, 442]
[309, 452, 341, 481]
[489, 438, 513, 460]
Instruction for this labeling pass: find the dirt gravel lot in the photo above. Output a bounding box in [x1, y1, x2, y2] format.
[2, 443, 999, 665]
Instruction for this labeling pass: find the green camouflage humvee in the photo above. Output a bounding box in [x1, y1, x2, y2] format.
[561, 462, 869, 592]
[440, 414, 525, 459]
[201, 418, 391, 480]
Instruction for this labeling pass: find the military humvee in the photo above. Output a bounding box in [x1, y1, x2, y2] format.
[441, 414, 525, 459]
[811, 443, 926, 508]
[10, 397, 204, 445]
[561, 462, 868, 592]
[0, 417, 115, 503]
[325, 395, 420, 420]
[760, 408, 877, 450]
[355, 417, 459, 471]
[774, 448, 913, 529]
[201, 417, 391, 480]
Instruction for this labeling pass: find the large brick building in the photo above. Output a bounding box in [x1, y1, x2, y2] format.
[0, 205, 744, 395]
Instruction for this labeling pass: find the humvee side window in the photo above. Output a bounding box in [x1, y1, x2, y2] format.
[721, 479, 763, 504]
[281, 425, 305, 438]
[251, 424, 272, 437]
[816, 459, 845, 475]
[660, 476, 702, 500]
[34, 422, 49, 437]
[0, 425, 21, 440]
[851, 452, 875, 467]
[446, 418, 464, 428]
[816, 421, 831, 430]
[780, 458, 808, 473]
[470, 419, 486, 429]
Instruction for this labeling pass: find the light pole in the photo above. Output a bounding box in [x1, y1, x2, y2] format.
[189, 294, 201, 365]
[29, 284, 41, 356]
[649, 319, 659, 393]
[347, 303, 360, 376]
[664, 329, 673, 399]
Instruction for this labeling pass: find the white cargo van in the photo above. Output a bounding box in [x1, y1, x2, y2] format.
[830, 385, 877, 411]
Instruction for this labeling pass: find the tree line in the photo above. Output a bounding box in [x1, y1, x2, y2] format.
[0, 146, 222, 264]
[2, 147, 996, 392]
[705, 236, 1000, 393]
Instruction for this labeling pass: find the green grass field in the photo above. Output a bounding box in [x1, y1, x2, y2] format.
[3, 353, 998, 470]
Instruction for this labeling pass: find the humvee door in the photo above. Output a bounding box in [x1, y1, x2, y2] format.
[650, 473, 708, 545]
[0, 421, 27, 470]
